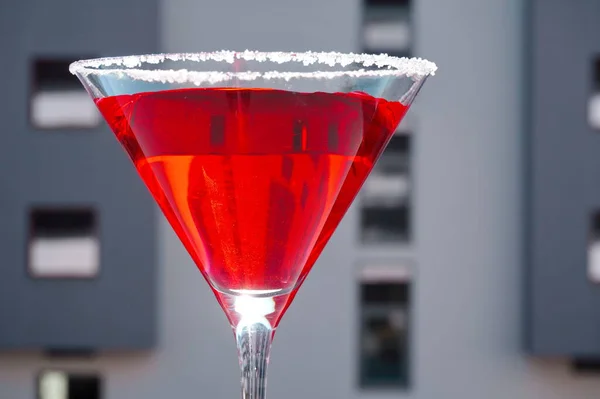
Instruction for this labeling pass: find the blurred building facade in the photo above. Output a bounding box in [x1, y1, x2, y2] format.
[3, 0, 600, 398]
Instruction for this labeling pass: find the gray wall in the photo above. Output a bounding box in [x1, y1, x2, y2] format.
[525, 0, 600, 356]
[0, 0, 158, 348]
[4, 0, 600, 399]
[415, 0, 600, 398]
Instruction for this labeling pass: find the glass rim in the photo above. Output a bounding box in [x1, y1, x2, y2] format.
[69, 50, 437, 85]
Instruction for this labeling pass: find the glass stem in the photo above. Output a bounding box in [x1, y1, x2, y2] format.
[235, 316, 273, 399]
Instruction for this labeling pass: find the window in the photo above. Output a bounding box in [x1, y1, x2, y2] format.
[572, 358, 600, 374]
[365, 0, 409, 5]
[361, 133, 411, 243]
[589, 58, 600, 130]
[38, 371, 101, 399]
[362, 0, 411, 57]
[588, 211, 600, 282]
[30, 58, 101, 130]
[29, 208, 99, 279]
[360, 0, 414, 244]
[359, 264, 411, 389]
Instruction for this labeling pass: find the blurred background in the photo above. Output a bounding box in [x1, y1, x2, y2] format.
[1, 0, 600, 398]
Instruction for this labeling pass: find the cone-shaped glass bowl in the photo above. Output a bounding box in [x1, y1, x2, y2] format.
[70, 51, 436, 399]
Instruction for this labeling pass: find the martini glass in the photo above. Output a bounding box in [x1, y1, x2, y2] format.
[69, 51, 436, 399]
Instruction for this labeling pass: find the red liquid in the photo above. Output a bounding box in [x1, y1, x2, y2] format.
[96, 88, 407, 324]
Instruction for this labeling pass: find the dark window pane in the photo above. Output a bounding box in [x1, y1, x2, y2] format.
[361, 205, 410, 243]
[365, 0, 410, 7]
[362, 282, 409, 305]
[38, 371, 102, 399]
[360, 280, 410, 389]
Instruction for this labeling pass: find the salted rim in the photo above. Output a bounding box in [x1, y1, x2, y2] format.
[69, 50, 437, 85]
